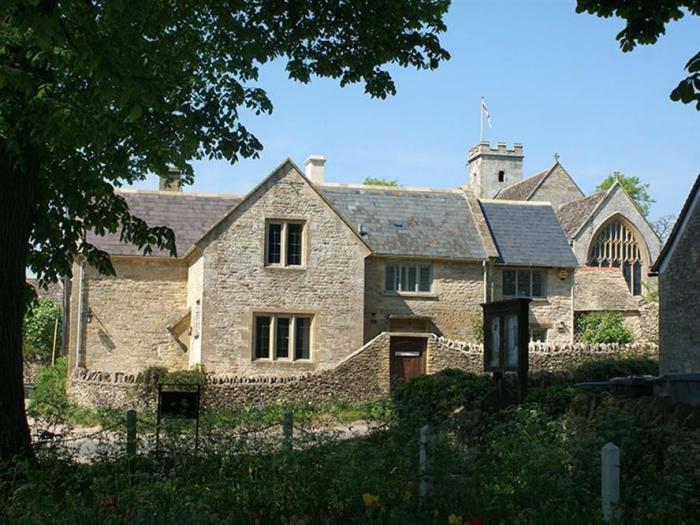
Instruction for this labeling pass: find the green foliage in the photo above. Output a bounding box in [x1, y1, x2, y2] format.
[363, 177, 398, 186]
[2, 1, 450, 283]
[27, 357, 70, 419]
[596, 172, 655, 217]
[576, 1, 699, 110]
[524, 384, 577, 417]
[572, 356, 659, 382]
[468, 313, 484, 344]
[22, 297, 61, 361]
[8, 391, 700, 523]
[392, 369, 492, 429]
[577, 311, 634, 344]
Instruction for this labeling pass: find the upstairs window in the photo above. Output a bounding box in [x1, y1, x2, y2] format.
[265, 221, 304, 267]
[254, 314, 312, 361]
[498, 170, 505, 182]
[503, 269, 545, 298]
[385, 263, 432, 293]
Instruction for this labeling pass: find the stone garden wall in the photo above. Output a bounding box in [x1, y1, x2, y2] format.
[67, 332, 658, 411]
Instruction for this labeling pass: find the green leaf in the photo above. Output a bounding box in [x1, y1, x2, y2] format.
[126, 104, 142, 122]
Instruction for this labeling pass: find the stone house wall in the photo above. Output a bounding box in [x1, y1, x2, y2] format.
[659, 196, 700, 374]
[491, 266, 574, 344]
[196, 163, 370, 377]
[69, 259, 189, 374]
[529, 165, 584, 209]
[363, 257, 484, 343]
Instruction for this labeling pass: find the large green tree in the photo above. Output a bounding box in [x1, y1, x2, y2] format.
[576, 0, 700, 109]
[596, 172, 655, 217]
[0, 1, 450, 461]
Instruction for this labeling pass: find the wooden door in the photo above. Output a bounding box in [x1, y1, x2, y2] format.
[390, 337, 427, 382]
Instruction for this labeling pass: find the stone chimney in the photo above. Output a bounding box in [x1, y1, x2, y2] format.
[159, 166, 182, 192]
[304, 155, 326, 185]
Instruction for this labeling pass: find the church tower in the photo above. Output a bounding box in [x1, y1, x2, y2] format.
[468, 141, 524, 198]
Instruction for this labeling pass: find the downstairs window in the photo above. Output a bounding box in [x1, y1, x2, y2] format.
[254, 314, 312, 361]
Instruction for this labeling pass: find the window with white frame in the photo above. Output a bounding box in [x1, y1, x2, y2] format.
[502, 269, 545, 298]
[385, 263, 432, 293]
[265, 220, 304, 267]
[254, 314, 312, 360]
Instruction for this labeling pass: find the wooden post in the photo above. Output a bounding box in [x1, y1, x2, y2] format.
[283, 409, 293, 449]
[419, 424, 433, 499]
[126, 409, 137, 457]
[51, 317, 59, 366]
[601, 442, 620, 522]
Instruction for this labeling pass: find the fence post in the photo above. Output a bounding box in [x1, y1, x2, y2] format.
[419, 424, 433, 499]
[126, 409, 137, 457]
[601, 442, 620, 522]
[283, 409, 294, 449]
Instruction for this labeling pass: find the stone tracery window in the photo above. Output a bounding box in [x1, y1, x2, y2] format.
[587, 218, 645, 296]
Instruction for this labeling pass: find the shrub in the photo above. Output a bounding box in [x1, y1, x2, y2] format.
[391, 369, 492, 429]
[23, 297, 62, 361]
[576, 311, 633, 344]
[28, 357, 70, 419]
[468, 313, 484, 344]
[524, 384, 577, 416]
[572, 356, 659, 382]
[135, 366, 206, 403]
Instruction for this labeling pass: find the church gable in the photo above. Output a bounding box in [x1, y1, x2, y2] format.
[570, 183, 661, 268]
[528, 163, 585, 209]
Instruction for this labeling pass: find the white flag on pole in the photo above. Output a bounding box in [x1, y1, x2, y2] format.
[481, 97, 492, 128]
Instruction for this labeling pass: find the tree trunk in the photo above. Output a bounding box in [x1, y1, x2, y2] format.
[0, 150, 37, 462]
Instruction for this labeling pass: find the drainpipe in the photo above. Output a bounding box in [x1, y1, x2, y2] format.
[482, 261, 489, 303]
[75, 262, 85, 368]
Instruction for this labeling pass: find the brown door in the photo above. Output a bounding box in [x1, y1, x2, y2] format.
[390, 337, 427, 382]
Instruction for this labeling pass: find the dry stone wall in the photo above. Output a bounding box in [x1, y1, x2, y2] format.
[68, 332, 658, 411]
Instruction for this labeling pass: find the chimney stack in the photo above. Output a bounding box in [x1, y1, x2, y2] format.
[304, 155, 326, 185]
[159, 166, 182, 192]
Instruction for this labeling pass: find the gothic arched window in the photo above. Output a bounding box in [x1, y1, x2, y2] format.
[587, 219, 645, 296]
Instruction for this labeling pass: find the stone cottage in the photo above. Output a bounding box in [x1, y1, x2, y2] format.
[65, 142, 661, 381]
[651, 174, 700, 375]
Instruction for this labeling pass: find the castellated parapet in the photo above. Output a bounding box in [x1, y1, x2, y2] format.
[468, 141, 524, 199]
[468, 141, 524, 161]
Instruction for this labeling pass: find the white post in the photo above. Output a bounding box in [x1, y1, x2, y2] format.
[419, 424, 433, 499]
[601, 442, 620, 522]
[51, 317, 59, 366]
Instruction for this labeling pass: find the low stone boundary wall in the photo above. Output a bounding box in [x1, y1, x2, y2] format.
[67, 333, 659, 411]
[430, 336, 658, 375]
[68, 332, 391, 410]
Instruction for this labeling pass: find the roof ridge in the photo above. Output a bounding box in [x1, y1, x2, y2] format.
[479, 198, 553, 206]
[116, 188, 244, 198]
[319, 182, 462, 193]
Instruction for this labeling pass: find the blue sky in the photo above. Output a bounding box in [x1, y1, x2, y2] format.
[134, 0, 699, 221]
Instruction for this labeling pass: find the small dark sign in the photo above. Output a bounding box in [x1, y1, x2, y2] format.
[159, 389, 200, 419]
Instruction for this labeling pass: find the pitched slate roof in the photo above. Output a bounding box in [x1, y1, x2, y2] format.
[556, 191, 607, 239]
[86, 190, 242, 257]
[479, 200, 578, 267]
[651, 173, 700, 273]
[494, 167, 550, 201]
[320, 185, 487, 260]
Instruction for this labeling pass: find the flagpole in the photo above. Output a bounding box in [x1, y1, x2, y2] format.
[480, 97, 484, 142]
